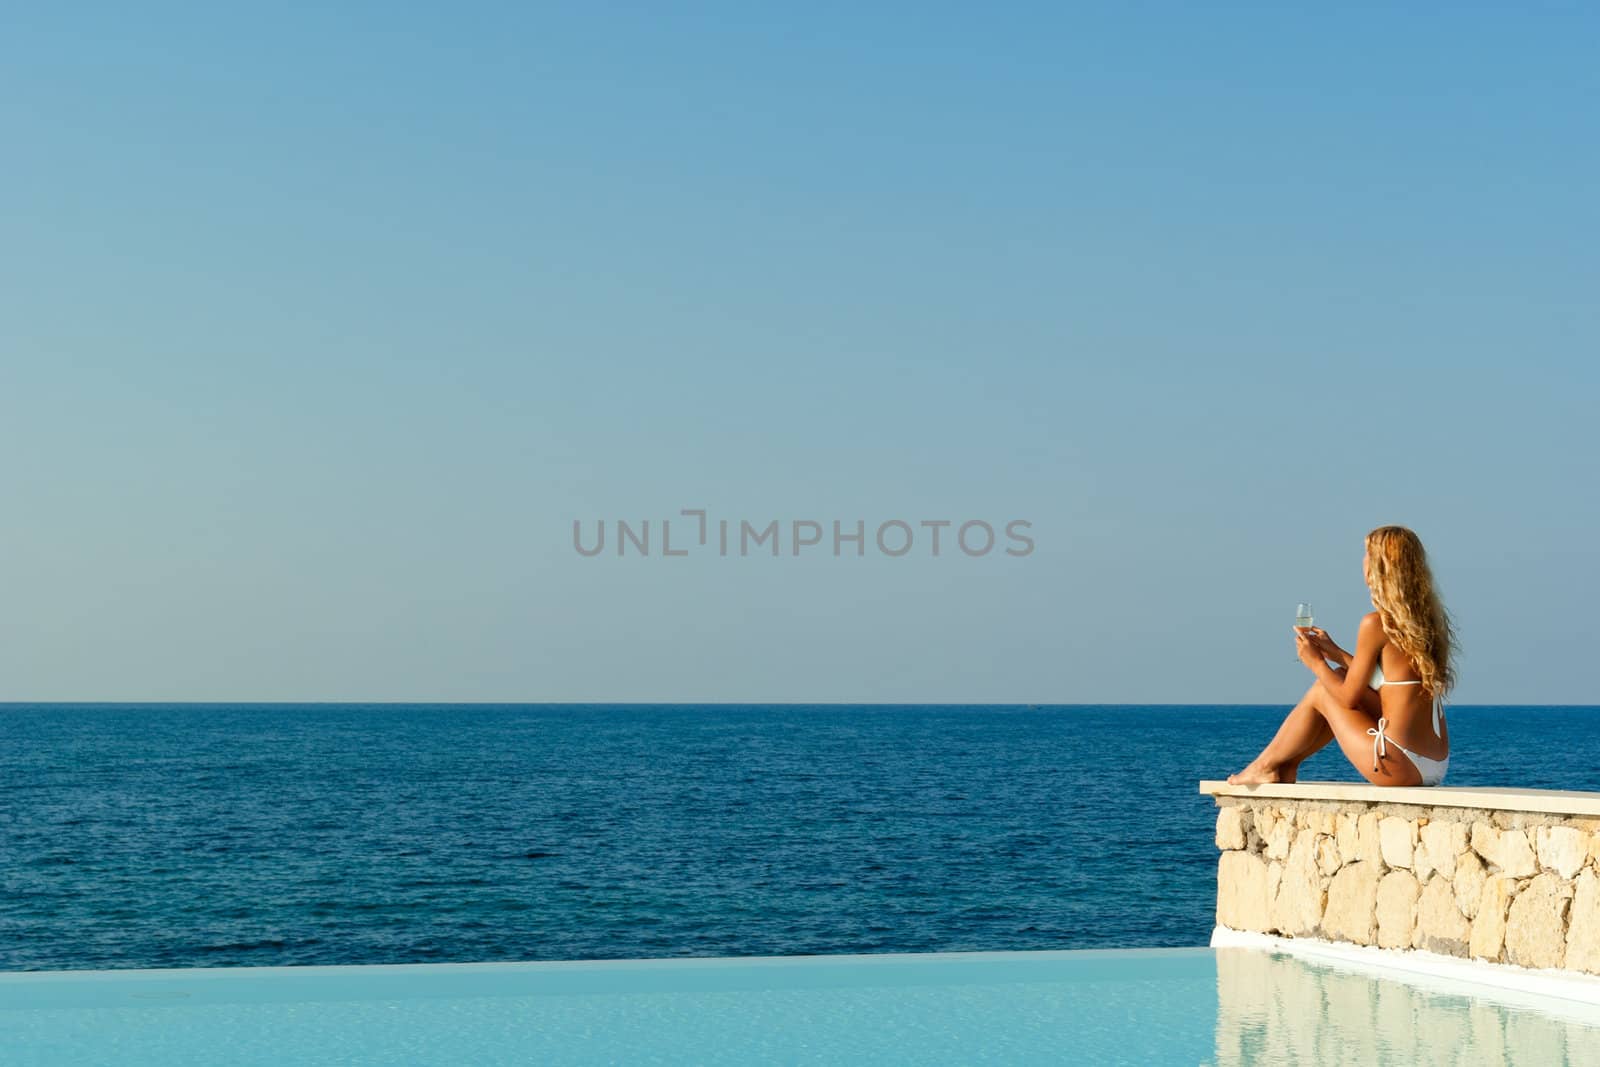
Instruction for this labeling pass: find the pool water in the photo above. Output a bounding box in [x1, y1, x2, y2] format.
[3, 947, 1597, 1065]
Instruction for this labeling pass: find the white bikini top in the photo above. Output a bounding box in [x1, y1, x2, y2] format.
[1369, 661, 1444, 738]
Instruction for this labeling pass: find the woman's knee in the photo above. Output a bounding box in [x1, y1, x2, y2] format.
[1310, 688, 1358, 720]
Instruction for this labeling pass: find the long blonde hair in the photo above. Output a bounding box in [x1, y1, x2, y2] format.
[1365, 525, 1457, 696]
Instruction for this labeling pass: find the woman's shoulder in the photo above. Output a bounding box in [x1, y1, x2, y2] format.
[1358, 612, 1387, 640]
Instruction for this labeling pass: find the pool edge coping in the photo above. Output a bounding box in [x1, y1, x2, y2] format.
[0, 945, 1215, 983]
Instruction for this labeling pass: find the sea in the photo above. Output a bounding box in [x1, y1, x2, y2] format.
[3, 703, 1597, 973]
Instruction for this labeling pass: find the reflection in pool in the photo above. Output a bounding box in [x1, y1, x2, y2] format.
[1214, 946, 1600, 1066]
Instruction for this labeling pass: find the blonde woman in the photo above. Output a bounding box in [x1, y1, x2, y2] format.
[1229, 526, 1457, 787]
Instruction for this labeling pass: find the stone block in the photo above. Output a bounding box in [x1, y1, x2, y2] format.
[1270, 830, 1327, 936]
[1315, 835, 1341, 877]
[1414, 837, 1436, 882]
[1336, 813, 1360, 866]
[1216, 806, 1251, 851]
[1379, 816, 1417, 870]
[1566, 869, 1600, 976]
[1533, 825, 1587, 880]
[1504, 872, 1573, 970]
[1376, 870, 1420, 949]
[1416, 875, 1470, 956]
[1469, 874, 1517, 962]
[1419, 821, 1467, 881]
[1322, 861, 1382, 946]
[1218, 850, 1271, 932]
[1264, 815, 1293, 861]
[1357, 811, 1385, 867]
[1455, 850, 1487, 920]
[1472, 824, 1536, 877]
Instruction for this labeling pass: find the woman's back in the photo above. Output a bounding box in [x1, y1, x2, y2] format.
[1372, 614, 1449, 759]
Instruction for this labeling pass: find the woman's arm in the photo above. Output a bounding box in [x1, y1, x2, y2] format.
[1297, 613, 1384, 708]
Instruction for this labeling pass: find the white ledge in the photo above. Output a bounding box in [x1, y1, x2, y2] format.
[1198, 779, 1600, 817]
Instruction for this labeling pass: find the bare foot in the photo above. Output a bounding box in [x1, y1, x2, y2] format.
[1227, 761, 1284, 785]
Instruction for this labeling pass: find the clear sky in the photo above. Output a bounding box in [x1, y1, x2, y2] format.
[2, 5, 1595, 704]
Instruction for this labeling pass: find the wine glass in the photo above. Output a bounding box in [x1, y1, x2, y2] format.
[1295, 603, 1314, 660]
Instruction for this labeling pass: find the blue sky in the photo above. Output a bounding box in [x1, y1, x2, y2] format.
[2, 4, 1595, 703]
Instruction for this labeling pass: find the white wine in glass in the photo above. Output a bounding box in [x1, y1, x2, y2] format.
[1295, 603, 1314, 660]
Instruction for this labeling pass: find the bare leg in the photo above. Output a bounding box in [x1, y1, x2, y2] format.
[1313, 689, 1424, 787]
[1228, 680, 1337, 784]
[1276, 710, 1335, 784]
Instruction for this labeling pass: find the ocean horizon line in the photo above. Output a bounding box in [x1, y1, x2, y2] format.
[2, 701, 1597, 710]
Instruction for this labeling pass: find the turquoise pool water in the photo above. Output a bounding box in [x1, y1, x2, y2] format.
[3, 947, 1598, 1065]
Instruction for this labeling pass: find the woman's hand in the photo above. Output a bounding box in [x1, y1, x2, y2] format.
[1294, 627, 1326, 669]
[1303, 627, 1344, 661]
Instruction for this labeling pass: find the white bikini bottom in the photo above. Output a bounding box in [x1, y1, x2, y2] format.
[1366, 717, 1448, 786]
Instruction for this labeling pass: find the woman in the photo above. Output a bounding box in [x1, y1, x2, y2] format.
[1228, 525, 1457, 787]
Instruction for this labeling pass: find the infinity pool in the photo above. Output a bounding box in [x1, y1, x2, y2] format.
[3, 946, 1598, 1065]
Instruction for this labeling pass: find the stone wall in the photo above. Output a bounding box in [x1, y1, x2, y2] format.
[1209, 792, 1600, 974]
